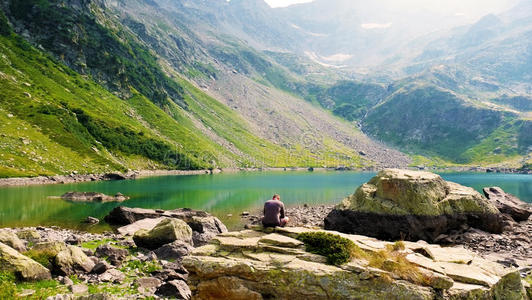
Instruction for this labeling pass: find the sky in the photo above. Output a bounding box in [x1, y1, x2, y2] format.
[264, 0, 314, 8]
[264, 0, 518, 15]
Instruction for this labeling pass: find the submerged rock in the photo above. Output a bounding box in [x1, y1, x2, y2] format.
[325, 169, 504, 242]
[483, 187, 532, 222]
[61, 192, 129, 203]
[107, 207, 227, 246]
[133, 218, 193, 250]
[0, 242, 51, 281]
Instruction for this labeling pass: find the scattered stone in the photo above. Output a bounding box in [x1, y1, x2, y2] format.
[61, 192, 129, 203]
[0, 242, 51, 281]
[61, 276, 74, 286]
[136, 277, 162, 289]
[16, 229, 41, 242]
[325, 169, 504, 242]
[153, 240, 193, 261]
[65, 235, 82, 245]
[155, 280, 191, 299]
[69, 284, 89, 294]
[32, 242, 95, 275]
[84, 216, 100, 225]
[241, 211, 250, 216]
[91, 261, 112, 274]
[133, 218, 193, 250]
[17, 289, 35, 297]
[483, 187, 531, 222]
[0, 229, 27, 252]
[95, 244, 128, 266]
[106, 207, 227, 246]
[99, 269, 125, 283]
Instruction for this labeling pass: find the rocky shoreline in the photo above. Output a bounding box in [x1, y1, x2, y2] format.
[1, 169, 531, 299]
[245, 204, 532, 271]
[1, 165, 530, 187]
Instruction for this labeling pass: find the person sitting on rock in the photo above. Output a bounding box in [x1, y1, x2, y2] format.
[262, 194, 289, 228]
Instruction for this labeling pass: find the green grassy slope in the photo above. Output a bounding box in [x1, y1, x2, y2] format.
[363, 85, 529, 165]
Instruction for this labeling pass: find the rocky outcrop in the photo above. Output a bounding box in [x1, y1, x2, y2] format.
[133, 218, 193, 250]
[61, 192, 129, 203]
[483, 187, 532, 222]
[325, 169, 504, 242]
[184, 227, 527, 299]
[0, 242, 51, 281]
[107, 207, 227, 246]
[32, 242, 95, 275]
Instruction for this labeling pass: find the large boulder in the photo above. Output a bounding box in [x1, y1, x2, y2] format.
[184, 227, 527, 299]
[0, 242, 51, 281]
[483, 187, 531, 222]
[325, 169, 504, 242]
[108, 207, 227, 246]
[31, 242, 95, 275]
[0, 229, 26, 252]
[133, 218, 193, 250]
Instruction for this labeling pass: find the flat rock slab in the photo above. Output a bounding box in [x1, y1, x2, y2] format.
[258, 233, 303, 248]
[184, 227, 527, 299]
[212, 236, 261, 250]
[117, 217, 166, 236]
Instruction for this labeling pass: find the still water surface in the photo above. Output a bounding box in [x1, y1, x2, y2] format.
[0, 171, 531, 231]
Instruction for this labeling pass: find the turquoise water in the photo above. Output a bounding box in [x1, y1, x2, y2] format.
[0, 171, 531, 231]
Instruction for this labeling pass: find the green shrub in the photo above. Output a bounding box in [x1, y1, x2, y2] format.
[24, 248, 56, 269]
[297, 232, 361, 265]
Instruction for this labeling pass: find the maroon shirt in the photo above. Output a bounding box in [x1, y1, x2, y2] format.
[262, 200, 285, 226]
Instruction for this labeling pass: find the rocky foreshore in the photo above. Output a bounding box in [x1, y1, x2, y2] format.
[1, 165, 530, 187]
[1, 169, 531, 299]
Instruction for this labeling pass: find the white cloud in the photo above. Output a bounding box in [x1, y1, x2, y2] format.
[361, 23, 393, 29]
[264, 0, 314, 8]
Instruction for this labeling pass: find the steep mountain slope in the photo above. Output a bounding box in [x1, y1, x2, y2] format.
[0, 0, 410, 177]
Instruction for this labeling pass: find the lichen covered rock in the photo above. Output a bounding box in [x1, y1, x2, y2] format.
[0, 242, 51, 281]
[0, 229, 26, 252]
[184, 227, 526, 299]
[133, 218, 193, 250]
[325, 169, 504, 242]
[31, 241, 95, 275]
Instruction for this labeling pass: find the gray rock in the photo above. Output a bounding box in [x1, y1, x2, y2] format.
[99, 269, 125, 283]
[95, 244, 128, 266]
[61, 192, 129, 203]
[483, 187, 532, 222]
[0, 242, 51, 281]
[85, 217, 100, 225]
[135, 277, 162, 289]
[153, 240, 193, 261]
[133, 218, 192, 250]
[69, 284, 88, 294]
[61, 276, 74, 286]
[91, 261, 112, 274]
[106, 207, 227, 246]
[155, 280, 191, 299]
[0, 229, 26, 252]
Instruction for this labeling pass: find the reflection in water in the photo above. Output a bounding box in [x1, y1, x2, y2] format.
[0, 171, 531, 231]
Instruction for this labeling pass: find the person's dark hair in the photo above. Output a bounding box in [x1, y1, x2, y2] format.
[272, 194, 280, 200]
